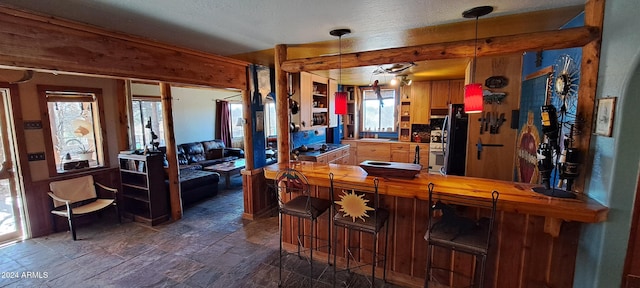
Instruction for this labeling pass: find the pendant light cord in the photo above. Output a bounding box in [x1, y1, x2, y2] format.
[472, 16, 479, 83]
[339, 35, 342, 87]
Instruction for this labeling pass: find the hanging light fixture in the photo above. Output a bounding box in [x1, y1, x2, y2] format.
[330, 28, 351, 115]
[462, 6, 493, 114]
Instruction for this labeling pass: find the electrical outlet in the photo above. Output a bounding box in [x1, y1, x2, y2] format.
[24, 120, 43, 129]
[27, 152, 45, 161]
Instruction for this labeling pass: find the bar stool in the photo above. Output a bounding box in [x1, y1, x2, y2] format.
[424, 183, 499, 288]
[330, 173, 389, 287]
[276, 167, 332, 287]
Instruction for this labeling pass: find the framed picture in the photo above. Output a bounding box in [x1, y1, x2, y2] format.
[594, 97, 617, 137]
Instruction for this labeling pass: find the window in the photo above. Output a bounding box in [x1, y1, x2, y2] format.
[264, 101, 277, 137]
[131, 96, 165, 150]
[362, 88, 397, 132]
[230, 103, 243, 138]
[38, 86, 107, 174]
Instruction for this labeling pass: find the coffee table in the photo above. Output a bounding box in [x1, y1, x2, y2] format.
[203, 159, 246, 189]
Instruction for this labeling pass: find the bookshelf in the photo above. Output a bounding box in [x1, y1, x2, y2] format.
[118, 153, 169, 225]
[343, 86, 358, 139]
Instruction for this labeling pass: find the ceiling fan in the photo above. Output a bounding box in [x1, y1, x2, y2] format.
[372, 62, 416, 75]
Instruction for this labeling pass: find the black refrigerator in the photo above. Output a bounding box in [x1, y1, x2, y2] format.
[443, 104, 468, 176]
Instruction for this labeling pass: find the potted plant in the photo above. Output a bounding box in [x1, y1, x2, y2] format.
[65, 138, 94, 160]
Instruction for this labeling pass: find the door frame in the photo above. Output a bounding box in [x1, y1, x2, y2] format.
[0, 83, 29, 243]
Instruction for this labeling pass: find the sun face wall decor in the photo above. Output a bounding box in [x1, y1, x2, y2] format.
[335, 190, 374, 222]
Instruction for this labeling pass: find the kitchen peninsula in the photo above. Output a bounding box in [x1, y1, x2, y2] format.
[264, 161, 608, 287]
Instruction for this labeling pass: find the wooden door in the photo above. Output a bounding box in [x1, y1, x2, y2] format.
[623, 171, 640, 288]
[431, 80, 450, 109]
[449, 79, 465, 105]
[410, 81, 431, 124]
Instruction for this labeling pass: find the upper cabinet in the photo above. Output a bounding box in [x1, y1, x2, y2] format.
[410, 81, 431, 124]
[294, 72, 335, 130]
[430, 79, 465, 110]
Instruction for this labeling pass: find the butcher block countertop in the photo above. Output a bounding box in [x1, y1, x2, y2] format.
[264, 161, 608, 224]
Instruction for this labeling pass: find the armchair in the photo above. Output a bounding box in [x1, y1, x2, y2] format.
[48, 175, 120, 240]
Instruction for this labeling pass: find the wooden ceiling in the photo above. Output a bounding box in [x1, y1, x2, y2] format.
[231, 6, 584, 86]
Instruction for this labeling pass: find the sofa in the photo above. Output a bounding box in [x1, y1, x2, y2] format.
[159, 139, 245, 205]
[178, 139, 244, 169]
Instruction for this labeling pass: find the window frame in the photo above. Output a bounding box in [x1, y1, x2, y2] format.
[131, 94, 165, 150]
[264, 100, 277, 138]
[38, 85, 110, 177]
[360, 86, 399, 133]
[230, 102, 244, 139]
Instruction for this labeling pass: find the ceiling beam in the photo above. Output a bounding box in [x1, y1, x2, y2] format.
[281, 26, 599, 73]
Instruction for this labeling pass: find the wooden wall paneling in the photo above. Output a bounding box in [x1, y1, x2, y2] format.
[393, 196, 414, 275]
[0, 7, 248, 90]
[519, 215, 550, 287]
[465, 54, 522, 181]
[275, 181, 582, 287]
[380, 194, 395, 275]
[316, 185, 330, 254]
[412, 199, 430, 279]
[241, 168, 277, 220]
[548, 221, 580, 287]
[452, 251, 474, 287]
[494, 211, 527, 287]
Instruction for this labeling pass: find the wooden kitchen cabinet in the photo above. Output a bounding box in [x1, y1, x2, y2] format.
[356, 142, 391, 164]
[409, 143, 430, 172]
[390, 143, 410, 162]
[295, 72, 334, 130]
[449, 79, 465, 105]
[431, 79, 465, 109]
[410, 81, 431, 124]
[341, 140, 358, 165]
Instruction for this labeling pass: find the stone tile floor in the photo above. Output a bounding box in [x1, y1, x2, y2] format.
[0, 175, 409, 288]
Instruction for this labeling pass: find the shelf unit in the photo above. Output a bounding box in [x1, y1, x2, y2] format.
[343, 86, 358, 139]
[398, 85, 412, 141]
[118, 153, 169, 226]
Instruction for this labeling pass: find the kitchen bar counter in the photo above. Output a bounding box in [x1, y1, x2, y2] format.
[265, 161, 608, 287]
[264, 161, 607, 223]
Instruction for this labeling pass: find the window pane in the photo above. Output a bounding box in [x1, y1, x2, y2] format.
[265, 102, 277, 136]
[132, 100, 165, 150]
[230, 103, 243, 138]
[362, 89, 396, 132]
[47, 99, 102, 170]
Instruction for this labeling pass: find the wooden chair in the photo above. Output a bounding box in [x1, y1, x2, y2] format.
[48, 175, 120, 240]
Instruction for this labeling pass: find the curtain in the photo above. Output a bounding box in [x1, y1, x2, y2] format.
[215, 100, 232, 147]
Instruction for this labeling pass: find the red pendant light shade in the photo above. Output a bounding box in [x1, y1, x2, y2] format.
[334, 91, 348, 115]
[464, 83, 483, 113]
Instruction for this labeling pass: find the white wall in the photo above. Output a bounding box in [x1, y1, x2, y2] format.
[574, 0, 640, 286]
[131, 83, 238, 145]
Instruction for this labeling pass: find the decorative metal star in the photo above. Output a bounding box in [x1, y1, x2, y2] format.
[335, 190, 374, 222]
